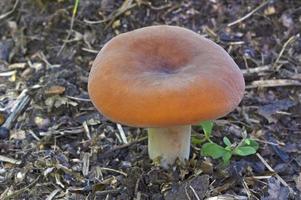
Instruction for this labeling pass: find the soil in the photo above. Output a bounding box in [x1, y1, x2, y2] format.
[0, 0, 301, 199]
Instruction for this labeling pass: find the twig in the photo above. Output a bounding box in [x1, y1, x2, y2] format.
[40, 126, 85, 136]
[227, 0, 270, 27]
[241, 65, 271, 75]
[45, 189, 61, 200]
[205, 195, 248, 200]
[248, 175, 272, 180]
[99, 136, 147, 158]
[0, 0, 19, 20]
[37, 52, 60, 68]
[246, 79, 301, 89]
[0, 89, 31, 138]
[184, 184, 192, 200]
[134, 176, 142, 199]
[81, 47, 99, 54]
[242, 179, 252, 199]
[189, 185, 200, 200]
[28, 130, 41, 141]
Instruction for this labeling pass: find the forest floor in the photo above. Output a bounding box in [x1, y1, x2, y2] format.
[0, 0, 301, 199]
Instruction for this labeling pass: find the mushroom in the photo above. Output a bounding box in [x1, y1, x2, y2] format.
[88, 25, 245, 168]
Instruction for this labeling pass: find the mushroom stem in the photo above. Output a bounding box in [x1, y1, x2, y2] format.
[148, 125, 191, 168]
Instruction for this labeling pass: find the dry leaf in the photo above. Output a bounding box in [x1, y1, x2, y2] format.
[0, 113, 5, 125]
[9, 129, 26, 140]
[294, 173, 301, 192]
[264, 6, 276, 16]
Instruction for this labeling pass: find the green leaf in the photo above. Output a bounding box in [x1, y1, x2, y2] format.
[223, 137, 232, 147]
[201, 142, 227, 159]
[73, 0, 80, 16]
[191, 136, 202, 145]
[200, 121, 214, 139]
[242, 139, 259, 150]
[244, 138, 251, 145]
[233, 146, 257, 156]
[222, 151, 232, 164]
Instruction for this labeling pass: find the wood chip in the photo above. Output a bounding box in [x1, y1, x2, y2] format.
[8, 63, 26, 69]
[0, 155, 21, 165]
[46, 189, 61, 200]
[45, 86, 66, 95]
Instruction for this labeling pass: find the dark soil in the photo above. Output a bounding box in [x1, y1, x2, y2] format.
[0, 0, 301, 199]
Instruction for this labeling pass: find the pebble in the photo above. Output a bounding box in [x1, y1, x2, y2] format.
[0, 127, 9, 139]
[0, 40, 13, 62]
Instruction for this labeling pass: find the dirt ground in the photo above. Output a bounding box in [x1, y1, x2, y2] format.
[0, 0, 301, 199]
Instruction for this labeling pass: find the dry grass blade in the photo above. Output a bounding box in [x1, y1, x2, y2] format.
[189, 185, 200, 200]
[100, 167, 127, 177]
[45, 189, 61, 200]
[0, 0, 19, 20]
[273, 34, 300, 68]
[84, 0, 136, 26]
[82, 153, 90, 176]
[227, 0, 270, 27]
[256, 153, 294, 194]
[246, 79, 301, 88]
[57, 0, 80, 56]
[117, 124, 128, 144]
[0, 176, 41, 200]
[0, 71, 16, 77]
[66, 95, 91, 102]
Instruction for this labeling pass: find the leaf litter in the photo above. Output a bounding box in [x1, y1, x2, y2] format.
[0, 0, 301, 199]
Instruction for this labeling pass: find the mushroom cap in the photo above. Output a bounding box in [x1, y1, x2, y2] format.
[88, 25, 245, 127]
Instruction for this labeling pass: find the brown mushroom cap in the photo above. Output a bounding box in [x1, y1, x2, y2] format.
[88, 25, 245, 127]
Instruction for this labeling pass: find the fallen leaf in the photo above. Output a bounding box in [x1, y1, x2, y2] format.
[0, 113, 5, 125]
[295, 173, 301, 192]
[262, 177, 289, 200]
[258, 99, 296, 123]
[9, 129, 26, 140]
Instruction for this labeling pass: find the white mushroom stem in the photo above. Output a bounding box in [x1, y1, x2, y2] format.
[147, 125, 191, 168]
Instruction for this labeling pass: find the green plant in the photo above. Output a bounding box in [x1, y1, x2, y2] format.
[199, 121, 259, 165]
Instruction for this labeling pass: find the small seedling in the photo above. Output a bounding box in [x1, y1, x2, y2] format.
[199, 121, 259, 165]
[199, 121, 214, 142]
